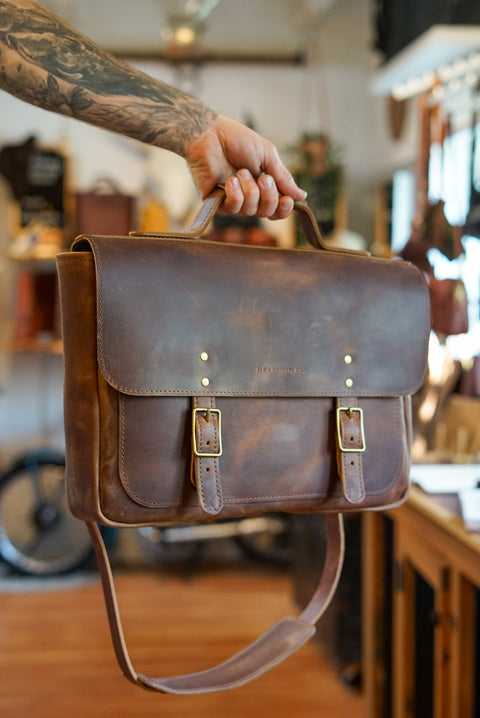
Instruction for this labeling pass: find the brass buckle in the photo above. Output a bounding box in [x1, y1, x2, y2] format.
[192, 408, 223, 457]
[336, 407, 366, 453]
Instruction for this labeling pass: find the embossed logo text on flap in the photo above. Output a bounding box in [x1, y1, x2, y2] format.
[256, 367, 305, 374]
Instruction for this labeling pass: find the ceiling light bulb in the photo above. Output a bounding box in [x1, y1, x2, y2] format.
[174, 25, 196, 46]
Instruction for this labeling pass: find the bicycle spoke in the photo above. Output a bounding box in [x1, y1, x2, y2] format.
[0, 456, 94, 575]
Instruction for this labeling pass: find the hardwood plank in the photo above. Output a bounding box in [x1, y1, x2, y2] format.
[0, 564, 364, 717]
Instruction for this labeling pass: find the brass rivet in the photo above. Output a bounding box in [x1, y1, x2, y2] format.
[345, 378, 354, 388]
[344, 354, 353, 365]
[201, 377, 210, 387]
[200, 351, 209, 362]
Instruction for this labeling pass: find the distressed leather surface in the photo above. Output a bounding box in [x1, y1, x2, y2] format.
[72, 234, 429, 398]
[57, 200, 429, 527]
[57, 241, 426, 526]
[111, 393, 410, 522]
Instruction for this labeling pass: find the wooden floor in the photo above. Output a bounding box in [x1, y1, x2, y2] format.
[0, 552, 365, 717]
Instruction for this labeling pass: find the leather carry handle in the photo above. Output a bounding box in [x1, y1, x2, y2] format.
[86, 513, 344, 695]
[183, 185, 329, 250]
[133, 185, 366, 254]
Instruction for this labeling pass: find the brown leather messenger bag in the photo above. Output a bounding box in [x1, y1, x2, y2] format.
[56, 187, 430, 694]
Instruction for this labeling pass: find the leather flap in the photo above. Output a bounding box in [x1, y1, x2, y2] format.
[73, 235, 429, 397]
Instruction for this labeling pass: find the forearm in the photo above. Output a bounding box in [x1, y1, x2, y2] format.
[0, 0, 215, 156]
[0, 0, 306, 217]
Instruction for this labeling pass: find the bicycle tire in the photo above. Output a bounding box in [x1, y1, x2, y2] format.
[233, 514, 294, 567]
[0, 448, 95, 576]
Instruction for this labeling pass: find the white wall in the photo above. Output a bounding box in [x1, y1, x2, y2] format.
[0, 0, 417, 229]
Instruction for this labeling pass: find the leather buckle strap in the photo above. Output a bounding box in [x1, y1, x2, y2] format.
[335, 398, 366, 505]
[191, 397, 223, 516]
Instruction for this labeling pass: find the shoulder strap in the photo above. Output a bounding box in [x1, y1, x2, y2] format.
[86, 513, 344, 695]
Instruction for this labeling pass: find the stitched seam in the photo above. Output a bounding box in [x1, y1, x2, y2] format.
[342, 455, 365, 502]
[359, 399, 404, 497]
[103, 386, 412, 398]
[118, 396, 406, 505]
[209, 413, 222, 511]
[365, 399, 405, 496]
[198, 458, 222, 513]
[57, 257, 94, 264]
[339, 414, 365, 502]
[119, 396, 187, 507]
[338, 400, 402, 501]
[89, 240, 108, 382]
[197, 418, 211, 512]
[118, 400, 405, 505]
[224, 492, 335, 502]
[118, 395, 328, 507]
[197, 406, 208, 510]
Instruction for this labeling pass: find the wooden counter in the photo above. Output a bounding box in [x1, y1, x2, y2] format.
[363, 485, 480, 718]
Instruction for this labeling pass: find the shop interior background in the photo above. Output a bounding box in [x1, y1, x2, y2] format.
[1, 0, 480, 458]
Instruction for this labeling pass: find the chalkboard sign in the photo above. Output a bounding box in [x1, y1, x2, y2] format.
[21, 148, 65, 227]
[0, 136, 66, 227]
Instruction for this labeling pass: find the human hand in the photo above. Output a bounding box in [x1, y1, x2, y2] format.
[185, 114, 306, 219]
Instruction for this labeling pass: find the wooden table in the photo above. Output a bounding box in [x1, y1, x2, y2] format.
[363, 485, 480, 718]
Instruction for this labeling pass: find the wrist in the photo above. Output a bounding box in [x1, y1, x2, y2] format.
[184, 109, 219, 158]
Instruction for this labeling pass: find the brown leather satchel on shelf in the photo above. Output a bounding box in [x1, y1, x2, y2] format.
[56, 187, 430, 695]
[74, 179, 135, 236]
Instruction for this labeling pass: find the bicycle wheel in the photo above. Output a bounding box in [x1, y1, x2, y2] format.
[233, 514, 294, 567]
[0, 449, 94, 575]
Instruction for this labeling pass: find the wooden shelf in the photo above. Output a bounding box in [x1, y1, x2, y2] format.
[9, 337, 63, 354]
[363, 483, 480, 717]
[8, 252, 58, 273]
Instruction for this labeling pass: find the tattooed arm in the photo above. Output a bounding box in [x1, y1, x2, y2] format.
[0, 0, 305, 218]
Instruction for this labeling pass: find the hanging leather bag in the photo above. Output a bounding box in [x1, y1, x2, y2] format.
[464, 100, 480, 240]
[56, 187, 430, 695]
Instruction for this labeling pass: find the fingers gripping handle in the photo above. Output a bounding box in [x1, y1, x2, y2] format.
[184, 186, 328, 250]
[86, 514, 344, 695]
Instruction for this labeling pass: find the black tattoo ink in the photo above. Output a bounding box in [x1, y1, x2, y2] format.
[0, 0, 216, 155]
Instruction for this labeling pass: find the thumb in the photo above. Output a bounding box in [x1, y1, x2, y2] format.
[262, 146, 307, 201]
